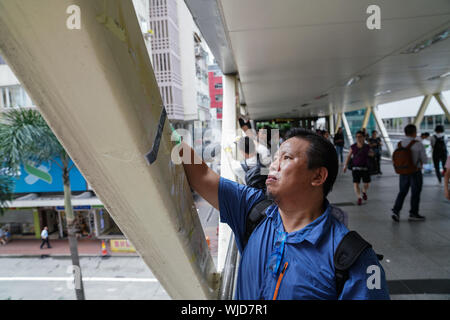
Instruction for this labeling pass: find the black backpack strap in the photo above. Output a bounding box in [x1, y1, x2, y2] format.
[334, 231, 372, 297]
[241, 160, 249, 172]
[243, 198, 273, 248]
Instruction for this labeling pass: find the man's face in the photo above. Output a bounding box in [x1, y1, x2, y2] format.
[266, 137, 315, 202]
[372, 132, 377, 138]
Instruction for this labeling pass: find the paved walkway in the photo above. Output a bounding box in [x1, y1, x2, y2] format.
[328, 158, 450, 299]
[0, 239, 138, 257]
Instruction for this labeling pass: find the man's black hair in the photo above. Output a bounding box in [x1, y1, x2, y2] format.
[237, 136, 255, 155]
[285, 128, 338, 197]
[435, 125, 444, 133]
[355, 130, 364, 136]
[372, 130, 377, 134]
[404, 124, 417, 136]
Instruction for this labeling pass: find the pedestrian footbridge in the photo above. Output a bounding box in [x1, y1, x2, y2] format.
[0, 0, 449, 299]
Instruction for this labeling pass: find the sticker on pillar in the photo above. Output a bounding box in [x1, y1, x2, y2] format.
[145, 106, 167, 165]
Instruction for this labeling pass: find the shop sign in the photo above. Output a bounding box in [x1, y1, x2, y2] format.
[110, 239, 136, 253]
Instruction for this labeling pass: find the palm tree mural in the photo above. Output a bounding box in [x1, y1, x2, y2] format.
[0, 108, 85, 299]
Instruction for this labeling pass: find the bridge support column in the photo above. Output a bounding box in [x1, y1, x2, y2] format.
[335, 113, 342, 134]
[414, 95, 432, 128]
[361, 107, 372, 129]
[372, 106, 394, 157]
[433, 93, 450, 123]
[341, 112, 354, 145]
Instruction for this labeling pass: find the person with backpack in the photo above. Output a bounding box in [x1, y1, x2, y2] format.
[226, 136, 268, 190]
[430, 125, 448, 183]
[391, 124, 427, 222]
[180, 128, 389, 300]
[343, 131, 374, 205]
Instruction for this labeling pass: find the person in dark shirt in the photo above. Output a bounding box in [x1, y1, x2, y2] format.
[368, 130, 382, 174]
[333, 127, 345, 163]
[343, 131, 373, 205]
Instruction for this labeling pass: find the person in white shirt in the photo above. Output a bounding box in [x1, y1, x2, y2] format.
[392, 124, 427, 222]
[40, 226, 52, 249]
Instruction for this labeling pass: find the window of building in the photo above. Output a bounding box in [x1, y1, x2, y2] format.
[215, 95, 223, 102]
[214, 83, 222, 89]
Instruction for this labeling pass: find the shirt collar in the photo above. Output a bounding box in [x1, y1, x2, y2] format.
[269, 200, 332, 246]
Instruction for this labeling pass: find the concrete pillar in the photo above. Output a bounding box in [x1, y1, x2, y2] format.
[372, 106, 394, 157]
[328, 113, 334, 135]
[342, 112, 354, 145]
[433, 93, 450, 123]
[414, 95, 432, 128]
[218, 74, 237, 272]
[335, 113, 342, 134]
[361, 107, 372, 129]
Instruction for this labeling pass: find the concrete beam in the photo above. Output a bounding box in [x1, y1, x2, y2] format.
[328, 113, 334, 135]
[341, 113, 354, 145]
[0, 0, 216, 299]
[414, 95, 432, 128]
[433, 93, 450, 123]
[372, 106, 394, 157]
[335, 113, 342, 134]
[361, 107, 372, 129]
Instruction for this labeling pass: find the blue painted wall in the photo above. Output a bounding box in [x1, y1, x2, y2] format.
[12, 157, 88, 193]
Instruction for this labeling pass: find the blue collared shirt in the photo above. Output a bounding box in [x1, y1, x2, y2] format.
[218, 177, 390, 300]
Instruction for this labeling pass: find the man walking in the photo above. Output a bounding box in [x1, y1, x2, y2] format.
[333, 127, 345, 163]
[40, 226, 52, 249]
[430, 125, 448, 183]
[392, 124, 427, 222]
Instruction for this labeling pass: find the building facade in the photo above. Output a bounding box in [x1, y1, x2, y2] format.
[208, 64, 223, 120]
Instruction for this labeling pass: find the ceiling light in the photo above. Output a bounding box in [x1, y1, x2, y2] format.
[374, 90, 391, 97]
[427, 71, 450, 81]
[346, 75, 362, 87]
[401, 28, 450, 54]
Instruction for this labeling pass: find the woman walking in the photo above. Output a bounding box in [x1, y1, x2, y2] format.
[343, 131, 373, 205]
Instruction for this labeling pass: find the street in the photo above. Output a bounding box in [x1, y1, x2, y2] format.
[0, 256, 170, 300]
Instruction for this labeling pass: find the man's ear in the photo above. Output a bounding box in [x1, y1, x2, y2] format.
[311, 167, 328, 187]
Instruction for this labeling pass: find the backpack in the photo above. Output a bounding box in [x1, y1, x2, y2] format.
[243, 198, 383, 297]
[241, 158, 268, 190]
[392, 140, 418, 175]
[433, 135, 448, 157]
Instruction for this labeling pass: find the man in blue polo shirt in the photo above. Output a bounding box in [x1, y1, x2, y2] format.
[181, 128, 389, 300]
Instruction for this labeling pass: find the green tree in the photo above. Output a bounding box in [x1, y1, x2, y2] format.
[0, 174, 13, 215]
[0, 108, 85, 299]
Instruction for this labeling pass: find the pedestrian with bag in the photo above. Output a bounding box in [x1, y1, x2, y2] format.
[391, 124, 427, 222]
[343, 131, 373, 205]
[430, 125, 448, 183]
